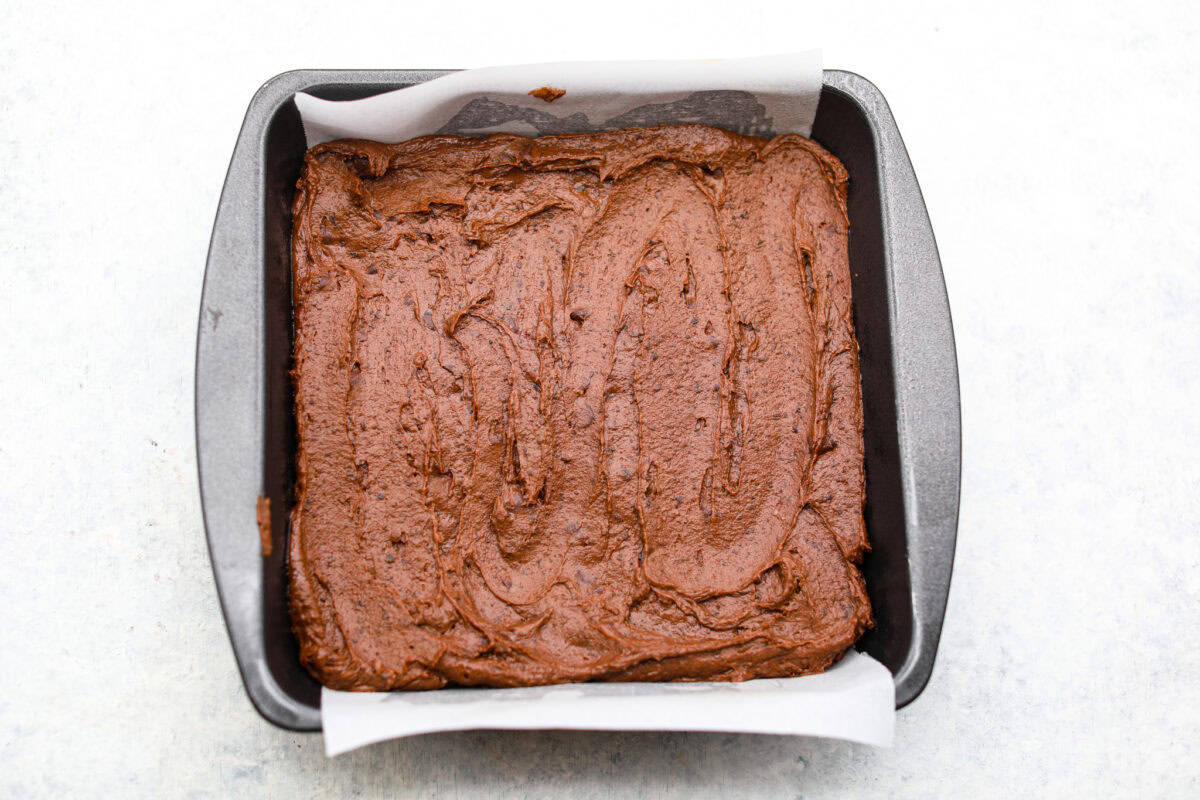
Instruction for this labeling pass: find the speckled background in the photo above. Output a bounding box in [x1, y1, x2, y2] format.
[2, 1, 1198, 797]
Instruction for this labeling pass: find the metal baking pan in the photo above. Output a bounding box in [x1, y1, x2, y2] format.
[196, 69, 960, 731]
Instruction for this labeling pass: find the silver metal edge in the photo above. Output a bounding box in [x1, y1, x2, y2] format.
[197, 71, 313, 732]
[823, 70, 962, 707]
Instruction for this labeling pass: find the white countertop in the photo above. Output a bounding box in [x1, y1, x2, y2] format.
[2, 1, 1198, 796]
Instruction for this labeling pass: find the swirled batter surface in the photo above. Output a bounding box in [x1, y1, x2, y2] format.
[289, 125, 871, 690]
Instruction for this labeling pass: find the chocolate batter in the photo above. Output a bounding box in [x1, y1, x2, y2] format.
[528, 86, 566, 102]
[256, 496, 272, 558]
[289, 125, 871, 690]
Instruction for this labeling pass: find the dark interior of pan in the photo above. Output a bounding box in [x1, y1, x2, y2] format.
[257, 79, 912, 713]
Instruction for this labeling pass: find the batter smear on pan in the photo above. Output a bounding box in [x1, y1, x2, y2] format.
[289, 124, 871, 690]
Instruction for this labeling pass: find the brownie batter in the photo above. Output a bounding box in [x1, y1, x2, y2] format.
[256, 496, 272, 558]
[289, 124, 871, 691]
[527, 86, 566, 102]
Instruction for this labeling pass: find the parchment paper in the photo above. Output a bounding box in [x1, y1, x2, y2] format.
[323, 651, 894, 756]
[294, 53, 896, 757]
[295, 52, 823, 146]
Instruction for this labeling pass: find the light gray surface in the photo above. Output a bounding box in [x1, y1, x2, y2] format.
[1, 1, 1198, 797]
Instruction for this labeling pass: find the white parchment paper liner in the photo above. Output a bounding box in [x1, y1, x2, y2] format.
[296, 52, 823, 145]
[293, 53, 896, 756]
[323, 651, 893, 756]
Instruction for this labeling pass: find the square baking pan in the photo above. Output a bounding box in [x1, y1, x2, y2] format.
[196, 69, 961, 731]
